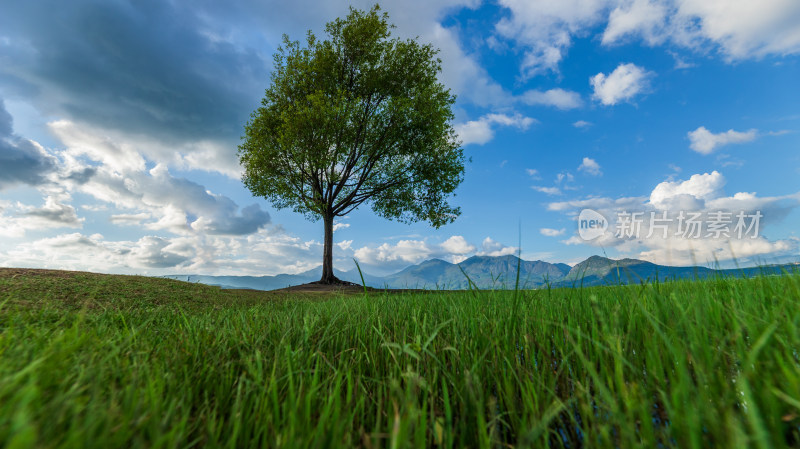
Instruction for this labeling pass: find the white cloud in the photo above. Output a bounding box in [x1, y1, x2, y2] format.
[0, 196, 83, 237]
[540, 228, 566, 237]
[533, 186, 562, 195]
[495, 0, 611, 77]
[499, 0, 800, 76]
[520, 88, 583, 109]
[590, 63, 653, 105]
[526, 168, 541, 179]
[573, 120, 592, 128]
[49, 120, 146, 173]
[354, 240, 436, 266]
[687, 126, 758, 154]
[556, 172, 576, 184]
[554, 171, 580, 191]
[333, 222, 350, 232]
[602, 0, 670, 45]
[354, 234, 480, 268]
[676, 0, 800, 60]
[49, 120, 242, 178]
[578, 157, 602, 176]
[649, 170, 725, 209]
[455, 112, 536, 146]
[440, 235, 477, 255]
[476, 237, 517, 257]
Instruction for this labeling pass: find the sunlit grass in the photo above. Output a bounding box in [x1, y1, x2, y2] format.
[1, 269, 799, 447]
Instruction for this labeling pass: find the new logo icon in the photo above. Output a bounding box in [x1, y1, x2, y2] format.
[578, 209, 608, 241]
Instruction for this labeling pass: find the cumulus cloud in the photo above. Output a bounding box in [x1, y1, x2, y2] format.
[83, 163, 270, 236]
[476, 237, 517, 257]
[19, 196, 83, 228]
[333, 222, 350, 232]
[578, 157, 602, 176]
[455, 113, 536, 146]
[590, 63, 653, 105]
[354, 240, 437, 267]
[676, 0, 800, 60]
[0, 197, 83, 238]
[649, 170, 725, 210]
[602, 0, 670, 46]
[520, 88, 582, 109]
[550, 170, 800, 266]
[498, 0, 800, 76]
[495, 0, 611, 77]
[601, 0, 800, 61]
[687, 126, 758, 154]
[440, 235, 477, 255]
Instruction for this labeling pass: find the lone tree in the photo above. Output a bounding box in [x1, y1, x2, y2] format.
[239, 5, 464, 284]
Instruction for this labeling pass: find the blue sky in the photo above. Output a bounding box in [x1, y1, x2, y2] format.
[1, 0, 799, 276]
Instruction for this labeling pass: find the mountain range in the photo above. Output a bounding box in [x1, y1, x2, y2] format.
[163, 255, 799, 291]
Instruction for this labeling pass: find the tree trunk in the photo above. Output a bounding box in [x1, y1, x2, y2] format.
[320, 213, 337, 284]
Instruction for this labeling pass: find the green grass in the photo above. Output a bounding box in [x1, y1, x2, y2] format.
[1, 269, 799, 448]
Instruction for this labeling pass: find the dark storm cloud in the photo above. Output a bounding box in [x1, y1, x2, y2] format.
[0, 0, 270, 145]
[0, 99, 58, 189]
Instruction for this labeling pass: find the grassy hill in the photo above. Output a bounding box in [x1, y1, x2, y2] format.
[1, 268, 800, 448]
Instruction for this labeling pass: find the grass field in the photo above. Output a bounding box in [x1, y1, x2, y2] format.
[1, 268, 799, 448]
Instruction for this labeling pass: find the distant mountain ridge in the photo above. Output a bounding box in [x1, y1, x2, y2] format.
[163, 255, 798, 291]
[382, 255, 571, 289]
